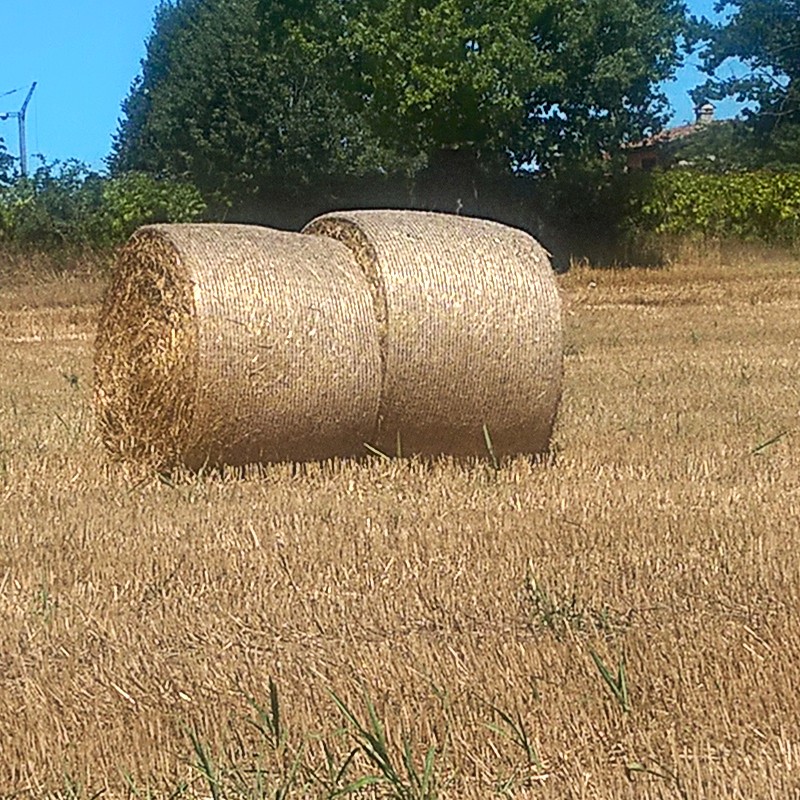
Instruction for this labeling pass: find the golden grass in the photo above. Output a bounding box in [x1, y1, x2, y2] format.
[1, 254, 800, 798]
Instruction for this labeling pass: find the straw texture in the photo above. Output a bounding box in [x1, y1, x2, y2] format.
[94, 224, 381, 469]
[304, 210, 563, 458]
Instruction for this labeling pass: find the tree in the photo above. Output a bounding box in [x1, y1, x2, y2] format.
[343, 0, 687, 174]
[115, 0, 687, 208]
[111, 0, 403, 207]
[691, 0, 800, 167]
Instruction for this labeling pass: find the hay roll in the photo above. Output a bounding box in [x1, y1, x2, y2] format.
[303, 210, 562, 458]
[94, 224, 381, 469]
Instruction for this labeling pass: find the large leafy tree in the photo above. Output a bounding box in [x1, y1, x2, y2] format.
[111, 0, 401, 205]
[344, 0, 687, 173]
[691, 0, 800, 167]
[114, 0, 686, 209]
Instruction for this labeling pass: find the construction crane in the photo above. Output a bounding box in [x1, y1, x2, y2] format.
[0, 82, 37, 177]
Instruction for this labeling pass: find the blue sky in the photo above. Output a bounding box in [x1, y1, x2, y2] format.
[1, 0, 745, 173]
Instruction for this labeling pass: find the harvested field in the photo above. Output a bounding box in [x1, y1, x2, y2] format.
[1, 254, 799, 798]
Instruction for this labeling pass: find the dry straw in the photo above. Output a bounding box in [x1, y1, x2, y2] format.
[94, 224, 381, 469]
[304, 210, 563, 458]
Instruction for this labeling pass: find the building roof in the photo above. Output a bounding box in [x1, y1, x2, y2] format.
[625, 104, 716, 151]
[628, 123, 699, 150]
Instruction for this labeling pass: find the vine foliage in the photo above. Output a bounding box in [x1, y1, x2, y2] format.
[632, 169, 800, 244]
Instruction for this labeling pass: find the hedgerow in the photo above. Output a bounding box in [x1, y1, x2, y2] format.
[0, 159, 206, 253]
[632, 169, 800, 244]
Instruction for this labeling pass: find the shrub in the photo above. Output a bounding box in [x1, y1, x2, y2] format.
[0, 158, 206, 254]
[631, 169, 800, 244]
[96, 171, 208, 248]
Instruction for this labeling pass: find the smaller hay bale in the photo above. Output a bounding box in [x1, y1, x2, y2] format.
[303, 210, 563, 458]
[94, 224, 381, 469]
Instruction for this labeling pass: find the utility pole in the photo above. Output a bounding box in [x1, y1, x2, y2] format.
[0, 82, 37, 177]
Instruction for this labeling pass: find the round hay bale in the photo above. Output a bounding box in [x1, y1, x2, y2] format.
[303, 210, 563, 458]
[94, 223, 381, 469]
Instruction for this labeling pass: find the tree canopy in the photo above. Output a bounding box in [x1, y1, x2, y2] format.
[112, 0, 687, 205]
[344, 0, 686, 172]
[691, 0, 800, 168]
[111, 0, 402, 204]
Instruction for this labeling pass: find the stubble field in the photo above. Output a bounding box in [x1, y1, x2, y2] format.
[1, 248, 799, 798]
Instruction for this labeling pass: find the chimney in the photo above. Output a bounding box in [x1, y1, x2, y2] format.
[695, 103, 715, 126]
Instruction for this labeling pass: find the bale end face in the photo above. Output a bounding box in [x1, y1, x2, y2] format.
[94, 228, 198, 469]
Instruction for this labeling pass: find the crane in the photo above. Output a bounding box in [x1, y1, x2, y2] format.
[0, 82, 38, 177]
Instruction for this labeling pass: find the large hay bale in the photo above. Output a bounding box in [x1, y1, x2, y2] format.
[94, 224, 381, 469]
[303, 210, 563, 458]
